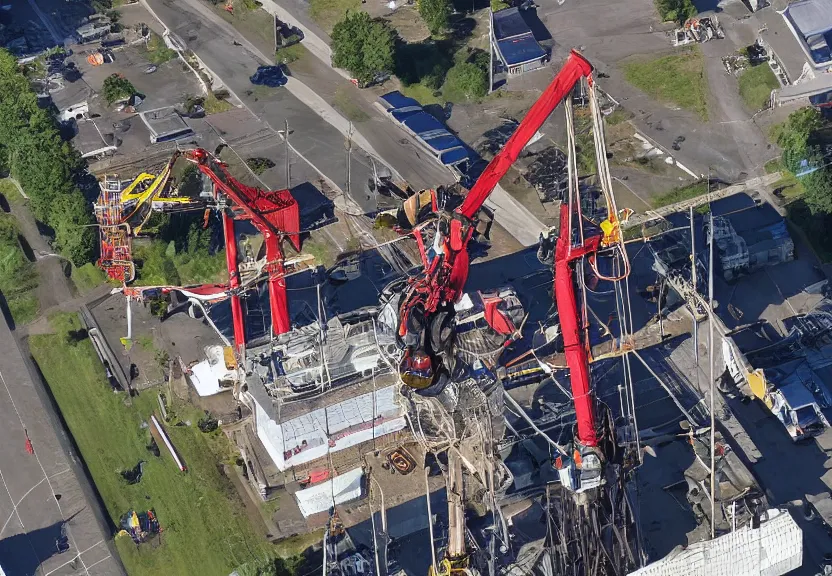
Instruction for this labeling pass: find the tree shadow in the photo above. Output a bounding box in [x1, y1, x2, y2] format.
[0, 521, 69, 575]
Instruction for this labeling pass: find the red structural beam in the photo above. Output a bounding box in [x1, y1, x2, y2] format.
[457, 50, 593, 221]
[553, 204, 601, 448]
[223, 212, 246, 353]
[184, 149, 300, 345]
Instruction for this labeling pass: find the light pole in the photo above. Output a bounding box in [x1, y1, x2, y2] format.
[369, 470, 388, 576]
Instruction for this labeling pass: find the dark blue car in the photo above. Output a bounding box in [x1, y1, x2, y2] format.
[250, 66, 287, 87]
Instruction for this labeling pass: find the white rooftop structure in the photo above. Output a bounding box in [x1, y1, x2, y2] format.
[295, 467, 364, 517]
[628, 508, 802, 576]
[252, 384, 407, 472]
[781, 0, 832, 71]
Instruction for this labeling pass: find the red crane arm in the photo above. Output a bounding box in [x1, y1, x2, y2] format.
[456, 50, 593, 220]
[184, 149, 300, 347]
[554, 205, 600, 448]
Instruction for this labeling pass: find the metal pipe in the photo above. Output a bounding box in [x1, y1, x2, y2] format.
[322, 530, 328, 576]
[503, 390, 568, 455]
[708, 209, 716, 539]
[425, 464, 438, 575]
[369, 485, 382, 576]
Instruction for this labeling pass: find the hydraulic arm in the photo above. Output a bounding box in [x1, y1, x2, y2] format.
[398, 50, 594, 386]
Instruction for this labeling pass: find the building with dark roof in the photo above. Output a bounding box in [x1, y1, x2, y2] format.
[489, 8, 547, 75]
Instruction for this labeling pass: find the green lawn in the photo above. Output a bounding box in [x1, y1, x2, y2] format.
[30, 313, 276, 576]
[309, 0, 360, 34]
[765, 157, 805, 203]
[623, 48, 709, 121]
[142, 32, 178, 65]
[399, 81, 444, 106]
[333, 85, 370, 123]
[737, 64, 779, 112]
[0, 178, 25, 205]
[72, 262, 108, 294]
[215, 2, 277, 56]
[0, 214, 38, 325]
[651, 180, 709, 208]
[275, 43, 308, 65]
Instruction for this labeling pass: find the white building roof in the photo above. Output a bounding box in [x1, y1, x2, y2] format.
[253, 384, 406, 471]
[783, 0, 832, 38]
[627, 508, 802, 576]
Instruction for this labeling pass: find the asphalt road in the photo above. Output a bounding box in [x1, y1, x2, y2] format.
[0, 316, 124, 576]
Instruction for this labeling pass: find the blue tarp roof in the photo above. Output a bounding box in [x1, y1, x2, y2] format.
[492, 7, 530, 40]
[440, 148, 470, 166]
[497, 35, 547, 66]
[379, 92, 476, 166]
[380, 91, 421, 110]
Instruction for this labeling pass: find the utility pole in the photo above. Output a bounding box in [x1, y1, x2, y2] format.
[346, 123, 353, 195]
[285, 119, 291, 190]
[708, 209, 716, 539]
[690, 205, 702, 401]
[488, 13, 494, 94]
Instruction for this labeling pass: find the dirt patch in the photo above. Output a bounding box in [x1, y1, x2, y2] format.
[379, 6, 430, 42]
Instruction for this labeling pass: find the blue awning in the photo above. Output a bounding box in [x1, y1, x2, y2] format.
[402, 112, 445, 134]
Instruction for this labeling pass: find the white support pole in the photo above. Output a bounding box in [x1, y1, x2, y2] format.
[425, 465, 438, 575]
[708, 209, 716, 540]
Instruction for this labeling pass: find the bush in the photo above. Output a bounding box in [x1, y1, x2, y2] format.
[490, 0, 509, 10]
[654, 0, 696, 24]
[331, 11, 395, 85]
[418, 0, 451, 35]
[102, 73, 137, 105]
[246, 157, 276, 175]
[133, 213, 226, 286]
[442, 61, 488, 102]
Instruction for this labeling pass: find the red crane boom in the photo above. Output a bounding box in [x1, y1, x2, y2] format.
[398, 51, 597, 402]
[184, 149, 301, 350]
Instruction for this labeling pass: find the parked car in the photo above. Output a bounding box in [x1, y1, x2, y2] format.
[250, 65, 287, 87]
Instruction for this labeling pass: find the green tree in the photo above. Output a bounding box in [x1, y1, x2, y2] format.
[490, 0, 510, 11]
[443, 62, 488, 102]
[775, 107, 825, 173]
[0, 49, 94, 265]
[331, 11, 396, 85]
[654, 0, 696, 24]
[418, 0, 451, 35]
[774, 107, 832, 214]
[801, 165, 832, 214]
[102, 73, 137, 105]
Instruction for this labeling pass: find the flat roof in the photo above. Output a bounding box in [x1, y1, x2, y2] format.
[496, 35, 547, 67]
[491, 8, 546, 66]
[781, 0, 832, 69]
[73, 119, 116, 157]
[139, 107, 193, 139]
[783, 0, 832, 38]
[492, 7, 531, 40]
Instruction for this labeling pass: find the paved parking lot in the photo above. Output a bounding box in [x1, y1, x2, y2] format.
[0, 317, 123, 575]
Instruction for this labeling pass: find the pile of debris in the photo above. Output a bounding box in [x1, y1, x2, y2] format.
[119, 509, 161, 544]
[671, 15, 724, 47]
